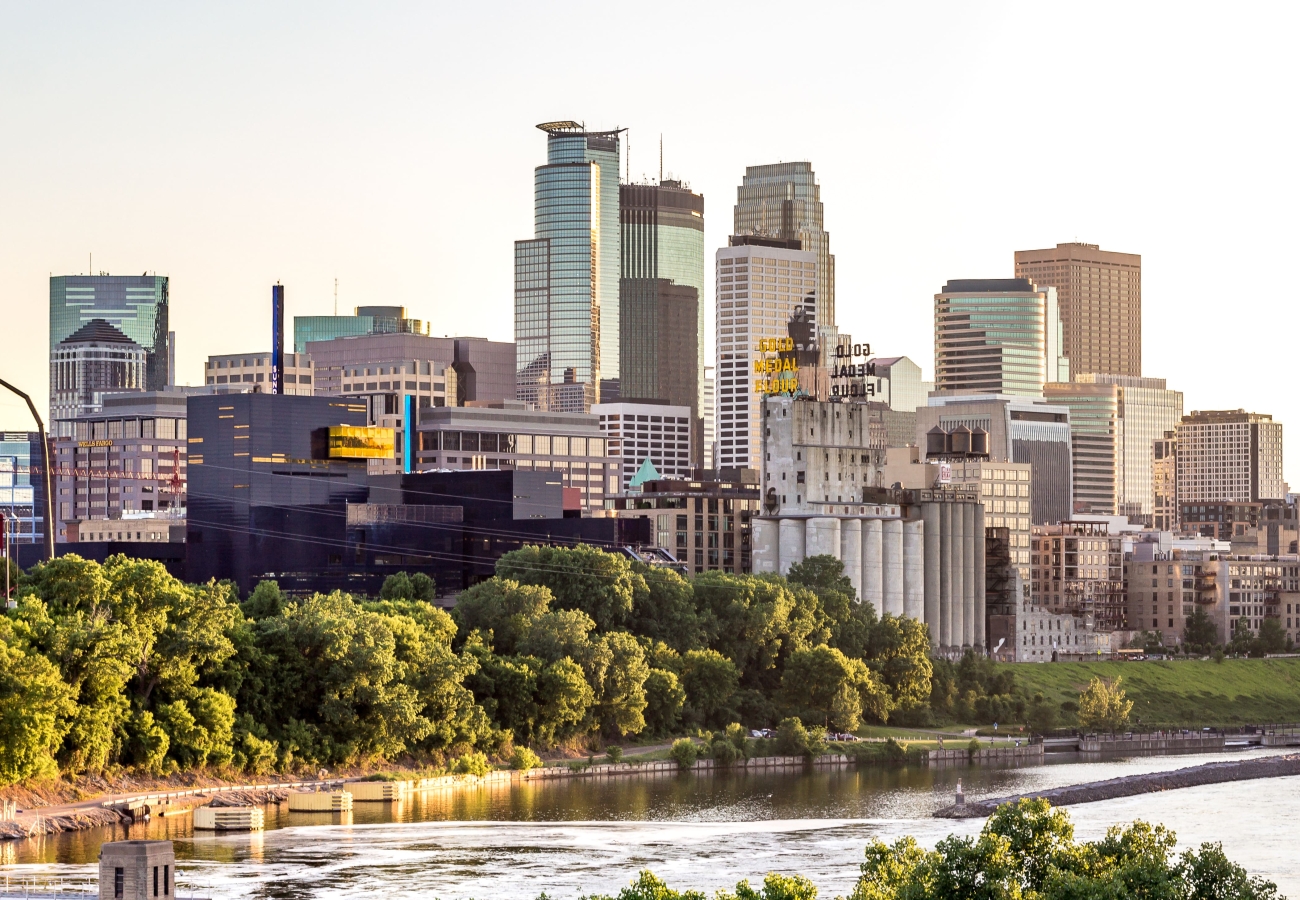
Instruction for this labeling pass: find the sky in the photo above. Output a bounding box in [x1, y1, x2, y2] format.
[1, 2, 1296, 479]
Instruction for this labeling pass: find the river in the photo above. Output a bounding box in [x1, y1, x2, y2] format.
[3, 748, 1295, 899]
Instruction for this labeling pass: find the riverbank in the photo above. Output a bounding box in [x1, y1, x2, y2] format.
[934, 751, 1300, 818]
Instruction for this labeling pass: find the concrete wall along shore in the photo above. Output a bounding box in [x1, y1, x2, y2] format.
[925, 745, 1044, 765]
[1079, 733, 1225, 755]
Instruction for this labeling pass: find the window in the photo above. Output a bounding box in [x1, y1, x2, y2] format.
[115, 869, 124, 898]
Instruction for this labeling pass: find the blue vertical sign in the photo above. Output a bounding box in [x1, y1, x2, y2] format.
[403, 393, 414, 474]
[271, 284, 284, 394]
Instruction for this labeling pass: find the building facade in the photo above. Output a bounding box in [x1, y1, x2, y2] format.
[933, 279, 1066, 397]
[1014, 242, 1142, 378]
[1030, 521, 1125, 631]
[715, 238, 818, 472]
[205, 352, 314, 395]
[413, 403, 609, 510]
[515, 121, 622, 412]
[1044, 380, 1122, 516]
[50, 320, 147, 421]
[1176, 410, 1285, 505]
[1153, 431, 1178, 530]
[293, 305, 427, 353]
[0, 432, 43, 549]
[49, 275, 170, 406]
[734, 162, 835, 326]
[619, 181, 705, 456]
[593, 401, 693, 493]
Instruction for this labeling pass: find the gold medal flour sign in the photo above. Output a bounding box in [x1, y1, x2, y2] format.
[753, 337, 798, 394]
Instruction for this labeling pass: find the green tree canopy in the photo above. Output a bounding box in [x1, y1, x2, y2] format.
[1077, 675, 1134, 734]
[495, 544, 644, 632]
[779, 644, 891, 730]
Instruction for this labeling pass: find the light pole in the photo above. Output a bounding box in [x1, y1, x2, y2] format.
[0, 379, 54, 561]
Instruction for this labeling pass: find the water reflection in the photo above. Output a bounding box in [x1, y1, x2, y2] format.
[4, 749, 1294, 899]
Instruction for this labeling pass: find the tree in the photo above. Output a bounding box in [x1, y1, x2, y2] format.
[1257, 618, 1287, 655]
[787, 554, 856, 600]
[592, 631, 649, 737]
[864, 614, 933, 712]
[0, 621, 74, 785]
[1182, 607, 1217, 649]
[379, 571, 436, 602]
[1077, 676, 1133, 734]
[629, 564, 703, 652]
[779, 644, 890, 730]
[1026, 693, 1059, 736]
[495, 545, 643, 632]
[642, 668, 685, 736]
[451, 578, 553, 655]
[679, 648, 740, 727]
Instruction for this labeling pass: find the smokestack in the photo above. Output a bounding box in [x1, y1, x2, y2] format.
[271, 283, 284, 395]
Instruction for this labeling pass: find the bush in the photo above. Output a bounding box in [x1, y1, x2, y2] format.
[775, 717, 810, 756]
[670, 738, 698, 770]
[606, 745, 623, 765]
[510, 746, 542, 771]
[967, 737, 981, 756]
[711, 738, 739, 766]
[452, 751, 490, 776]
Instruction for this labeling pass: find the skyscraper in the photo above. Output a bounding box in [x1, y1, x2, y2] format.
[619, 180, 705, 461]
[49, 275, 169, 407]
[294, 306, 427, 352]
[515, 121, 622, 412]
[1013, 242, 1142, 377]
[49, 320, 147, 420]
[933, 279, 1067, 397]
[1176, 410, 1285, 505]
[715, 237, 818, 472]
[734, 163, 835, 326]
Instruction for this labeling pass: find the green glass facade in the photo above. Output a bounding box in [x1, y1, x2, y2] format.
[514, 123, 622, 412]
[49, 275, 169, 393]
[934, 279, 1064, 397]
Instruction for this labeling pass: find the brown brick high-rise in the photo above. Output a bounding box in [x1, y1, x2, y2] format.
[1014, 242, 1141, 377]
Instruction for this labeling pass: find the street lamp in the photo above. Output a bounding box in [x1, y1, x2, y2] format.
[0, 379, 54, 561]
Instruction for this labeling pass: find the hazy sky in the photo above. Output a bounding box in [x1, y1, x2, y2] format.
[2, 2, 1296, 479]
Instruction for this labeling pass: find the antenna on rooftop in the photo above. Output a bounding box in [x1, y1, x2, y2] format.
[659, 134, 663, 184]
[334, 278, 338, 316]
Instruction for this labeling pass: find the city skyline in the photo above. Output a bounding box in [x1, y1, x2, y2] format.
[0, 4, 1295, 479]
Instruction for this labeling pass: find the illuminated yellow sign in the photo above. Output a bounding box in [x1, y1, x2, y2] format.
[77, 440, 114, 448]
[326, 425, 395, 459]
[756, 337, 794, 352]
[753, 338, 800, 395]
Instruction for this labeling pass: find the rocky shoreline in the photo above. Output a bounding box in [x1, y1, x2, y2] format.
[935, 752, 1300, 818]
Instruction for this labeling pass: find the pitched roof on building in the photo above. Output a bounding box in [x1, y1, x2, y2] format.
[60, 319, 137, 346]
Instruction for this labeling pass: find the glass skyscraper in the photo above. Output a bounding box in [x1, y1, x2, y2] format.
[734, 163, 835, 327]
[619, 180, 705, 458]
[515, 121, 622, 412]
[49, 275, 169, 403]
[293, 306, 426, 352]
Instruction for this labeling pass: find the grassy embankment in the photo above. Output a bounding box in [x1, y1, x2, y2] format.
[1002, 657, 1300, 727]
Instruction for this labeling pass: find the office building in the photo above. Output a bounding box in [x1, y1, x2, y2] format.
[734, 163, 835, 326]
[1030, 522, 1125, 631]
[50, 320, 147, 421]
[715, 238, 818, 472]
[1153, 431, 1177, 530]
[594, 401, 693, 493]
[867, 356, 932, 449]
[1176, 410, 1285, 506]
[1230, 502, 1299, 556]
[49, 276, 170, 406]
[619, 181, 705, 459]
[605, 471, 760, 574]
[934, 279, 1067, 397]
[293, 306, 427, 353]
[1045, 374, 1183, 520]
[0, 432, 43, 550]
[50, 392, 190, 542]
[515, 121, 622, 413]
[205, 352, 314, 395]
[1014, 242, 1142, 377]
[413, 403, 609, 510]
[917, 394, 1073, 526]
[703, 365, 716, 469]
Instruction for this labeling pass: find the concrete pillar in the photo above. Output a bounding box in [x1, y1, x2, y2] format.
[778, 518, 806, 575]
[806, 517, 841, 563]
[882, 518, 904, 616]
[962, 502, 976, 649]
[940, 503, 952, 649]
[862, 518, 883, 613]
[903, 518, 925, 621]
[952, 502, 965, 648]
[974, 504, 986, 650]
[752, 518, 780, 574]
[840, 519, 862, 601]
[922, 503, 940, 647]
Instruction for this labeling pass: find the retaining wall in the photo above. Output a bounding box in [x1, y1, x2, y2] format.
[925, 745, 1044, 765]
[1079, 734, 1224, 755]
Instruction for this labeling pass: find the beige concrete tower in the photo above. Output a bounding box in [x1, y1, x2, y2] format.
[1014, 242, 1141, 377]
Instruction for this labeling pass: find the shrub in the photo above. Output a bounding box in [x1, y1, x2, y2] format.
[606, 745, 623, 765]
[711, 738, 739, 766]
[670, 738, 698, 770]
[775, 717, 810, 756]
[968, 738, 981, 756]
[511, 746, 542, 771]
[453, 751, 490, 776]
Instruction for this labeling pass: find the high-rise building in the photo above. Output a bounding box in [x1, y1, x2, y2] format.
[49, 275, 169, 405]
[868, 356, 933, 449]
[702, 365, 716, 469]
[294, 306, 427, 352]
[593, 400, 693, 492]
[0, 432, 44, 549]
[515, 121, 622, 413]
[50, 320, 147, 420]
[205, 352, 314, 396]
[1153, 430, 1177, 530]
[619, 181, 705, 461]
[715, 238, 818, 472]
[1176, 410, 1285, 505]
[933, 279, 1067, 397]
[1014, 242, 1142, 377]
[734, 163, 835, 326]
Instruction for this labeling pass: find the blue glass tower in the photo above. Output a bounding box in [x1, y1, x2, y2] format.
[515, 121, 622, 412]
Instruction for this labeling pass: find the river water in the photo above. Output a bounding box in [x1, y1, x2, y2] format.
[3, 748, 1295, 899]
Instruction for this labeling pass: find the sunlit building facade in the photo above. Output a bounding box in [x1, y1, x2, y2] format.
[515, 121, 622, 413]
